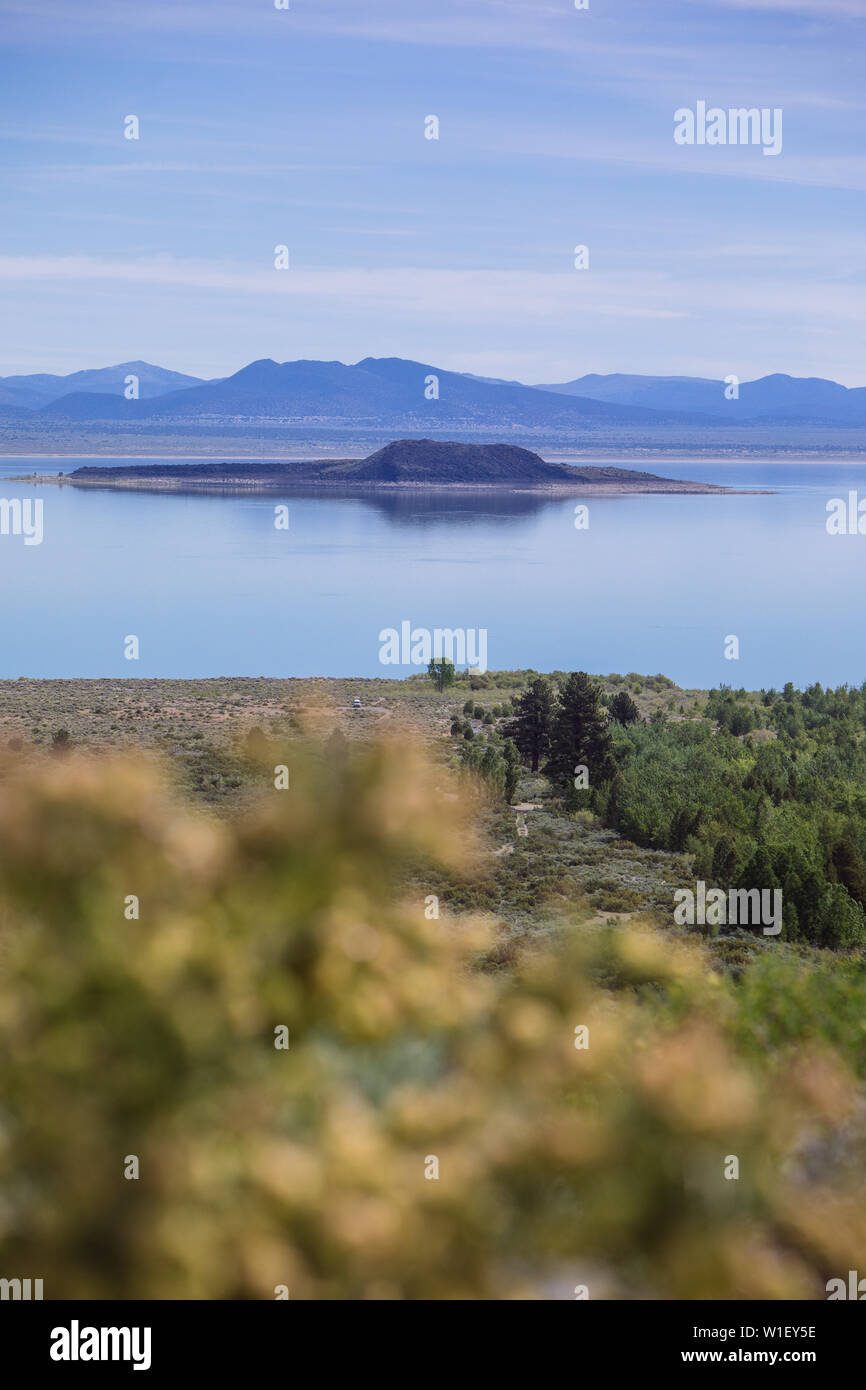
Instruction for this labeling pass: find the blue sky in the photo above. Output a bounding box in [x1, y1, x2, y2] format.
[1, 0, 865, 383]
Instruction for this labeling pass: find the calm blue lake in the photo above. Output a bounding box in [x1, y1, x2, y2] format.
[1, 456, 864, 686]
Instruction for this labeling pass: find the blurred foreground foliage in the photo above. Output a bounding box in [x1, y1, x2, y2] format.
[0, 740, 863, 1300]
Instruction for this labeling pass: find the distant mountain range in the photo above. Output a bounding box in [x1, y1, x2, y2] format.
[32, 358, 700, 430]
[0, 361, 209, 411]
[2, 357, 866, 431]
[531, 373, 866, 424]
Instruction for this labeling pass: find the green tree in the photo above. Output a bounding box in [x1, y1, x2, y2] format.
[819, 883, 866, 949]
[830, 838, 866, 910]
[427, 659, 456, 693]
[480, 745, 505, 798]
[505, 676, 554, 773]
[712, 834, 739, 886]
[743, 845, 777, 892]
[609, 691, 640, 725]
[728, 706, 754, 737]
[502, 739, 521, 804]
[544, 672, 615, 794]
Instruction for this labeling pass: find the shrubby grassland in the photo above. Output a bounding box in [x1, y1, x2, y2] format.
[0, 672, 865, 1298]
[444, 671, 866, 951]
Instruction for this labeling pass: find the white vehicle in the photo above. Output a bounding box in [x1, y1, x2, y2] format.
[353, 698, 362, 709]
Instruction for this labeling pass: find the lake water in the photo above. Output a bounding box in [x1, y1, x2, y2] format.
[1, 455, 865, 687]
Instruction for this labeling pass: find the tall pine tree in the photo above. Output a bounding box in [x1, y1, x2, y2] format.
[545, 672, 615, 794]
[505, 676, 554, 772]
[609, 690, 640, 725]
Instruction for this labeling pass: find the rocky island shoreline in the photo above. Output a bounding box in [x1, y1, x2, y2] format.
[18, 439, 771, 494]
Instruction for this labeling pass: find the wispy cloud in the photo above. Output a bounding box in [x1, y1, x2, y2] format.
[2, 0, 864, 381]
[2, 253, 864, 331]
[682, 0, 866, 14]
